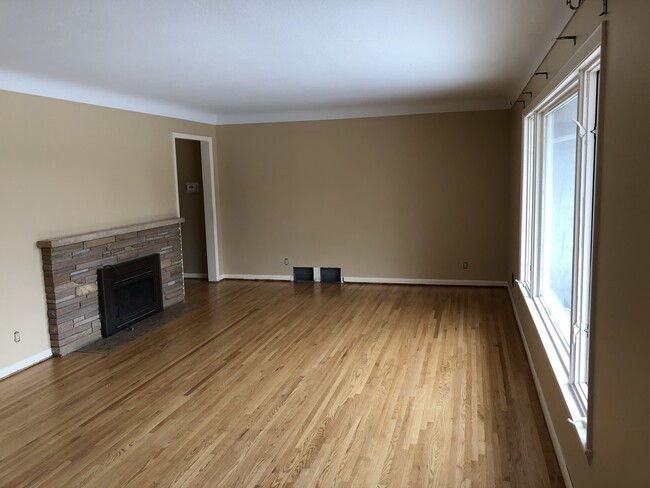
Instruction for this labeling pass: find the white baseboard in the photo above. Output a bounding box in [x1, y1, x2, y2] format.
[221, 274, 292, 281]
[184, 273, 208, 279]
[219, 274, 507, 287]
[0, 349, 52, 381]
[506, 285, 573, 488]
[344, 277, 508, 287]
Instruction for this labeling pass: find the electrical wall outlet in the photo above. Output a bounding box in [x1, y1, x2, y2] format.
[284, 258, 289, 265]
[462, 261, 469, 270]
[14, 331, 20, 343]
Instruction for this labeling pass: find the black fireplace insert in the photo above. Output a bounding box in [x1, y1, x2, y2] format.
[98, 253, 164, 337]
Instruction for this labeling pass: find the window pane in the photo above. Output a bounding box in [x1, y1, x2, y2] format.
[541, 95, 578, 343]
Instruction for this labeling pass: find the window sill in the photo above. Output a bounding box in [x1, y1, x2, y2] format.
[515, 281, 591, 458]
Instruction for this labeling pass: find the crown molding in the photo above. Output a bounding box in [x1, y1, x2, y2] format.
[2, 69, 508, 126]
[0, 69, 218, 125]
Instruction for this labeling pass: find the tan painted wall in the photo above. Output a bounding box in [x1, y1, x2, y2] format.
[175, 139, 208, 275]
[215, 111, 511, 281]
[507, 1, 650, 486]
[0, 90, 216, 372]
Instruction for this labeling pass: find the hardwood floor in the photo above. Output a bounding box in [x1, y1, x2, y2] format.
[0, 280, 563, 487]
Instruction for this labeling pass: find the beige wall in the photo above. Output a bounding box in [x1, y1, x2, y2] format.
[1, 98, 512, 374]
[215, 111, 511, 281]
[175, 139, 208, 275]
[0, 90, 216, 372]
[507, 1, 650, 486]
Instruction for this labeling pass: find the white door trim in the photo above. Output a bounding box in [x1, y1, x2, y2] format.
[172, 133, 221, 282]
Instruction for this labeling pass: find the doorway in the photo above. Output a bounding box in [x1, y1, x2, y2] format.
[172, 133, 220, 281]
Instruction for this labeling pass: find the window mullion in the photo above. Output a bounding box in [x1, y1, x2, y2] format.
[569, 72, 587, 386]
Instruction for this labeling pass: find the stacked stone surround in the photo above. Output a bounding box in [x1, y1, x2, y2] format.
[37, 218, 185, 356]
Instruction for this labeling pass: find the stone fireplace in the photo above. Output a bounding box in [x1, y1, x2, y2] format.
[37, 218, 185, 356]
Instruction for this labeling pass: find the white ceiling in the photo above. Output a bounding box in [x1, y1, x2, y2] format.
[0, 1, 572, 124]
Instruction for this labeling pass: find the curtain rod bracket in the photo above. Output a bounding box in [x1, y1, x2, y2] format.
[522, 91, 533, 98]
[510, 100, 525, 108]
[566, 0, 583, 10]
[533, 72, 549, 80]
[600, 0, 608, 16]
[554, 35, 577, 46]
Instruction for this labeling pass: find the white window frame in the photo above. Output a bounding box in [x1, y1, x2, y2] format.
[531, 84, 580, 367]
[519, 34, 601, 455]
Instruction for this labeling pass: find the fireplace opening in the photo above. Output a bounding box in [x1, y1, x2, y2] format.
[98, 253, 164, 337]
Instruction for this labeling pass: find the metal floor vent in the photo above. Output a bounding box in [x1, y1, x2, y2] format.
[320, 267, 342, 283]
[293, 266, 314, 282]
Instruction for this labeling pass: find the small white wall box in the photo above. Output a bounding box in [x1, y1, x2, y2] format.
[186, 182, 199, 193]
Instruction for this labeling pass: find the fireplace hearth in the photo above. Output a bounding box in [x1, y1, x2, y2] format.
[98, 253, 164, 337]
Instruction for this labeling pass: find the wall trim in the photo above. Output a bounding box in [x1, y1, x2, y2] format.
[184, 273, 208, 279]
[344, 277, 508, 287]
[220, 275, 508, 286]
[0, 70, 508, 126]
[214, 99, 505, 125]
[221, 274, 292, 281]
[506, 284, 573, 488]
[0, 349, 52, 381]
[0, 70, 218, 124]
[172, 133, 221, 282]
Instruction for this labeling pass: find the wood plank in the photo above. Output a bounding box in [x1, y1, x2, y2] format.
[0, 280, 564, 487]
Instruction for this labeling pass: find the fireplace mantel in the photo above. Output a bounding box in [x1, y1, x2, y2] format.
[37, 218, 184, 248]
[38, 218, 185, 356]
